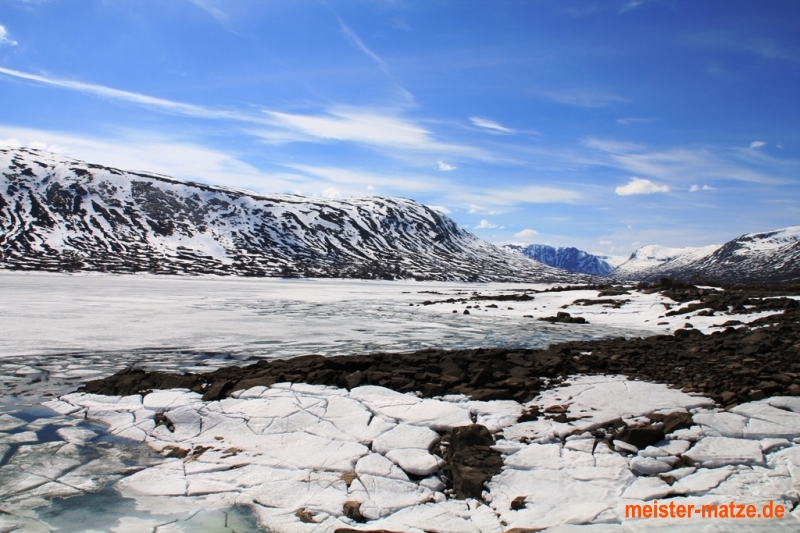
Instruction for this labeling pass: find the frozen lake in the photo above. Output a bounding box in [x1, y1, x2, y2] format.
[0, 271, 645, 360]
[4, 272, 797, 532]
[0, 271, 660, 408]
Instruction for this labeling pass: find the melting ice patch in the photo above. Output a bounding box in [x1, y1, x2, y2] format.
[0, 376, 795, 532]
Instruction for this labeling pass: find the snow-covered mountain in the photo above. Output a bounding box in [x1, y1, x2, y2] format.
[611, 244, 721, 281]
[612, 227, 800, 284]
[0, 147, 588, 282]
[504, 244, 613, 276]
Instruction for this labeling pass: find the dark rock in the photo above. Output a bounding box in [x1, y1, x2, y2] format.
[470, 388, 512, 401]
[510, 496, 528, 510]
[442, 424, 503, 499]
[422, 383, 447, 397]
[342, 500, 365, 522]
[202, 380, 235, 401]
[616, 426, 665, 449]
[720, 391, 738, 405]
[469, 368, 493, 388]
[344, 371, 365, 389]
[163, 446, 188, 458]
[537, 311, 589, 324]
[748, 389, 766, 401]
[648, 411, 693, 434]
[757, 381, 782, 394]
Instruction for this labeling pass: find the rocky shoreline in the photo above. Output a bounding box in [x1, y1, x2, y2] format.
[81, 283, 800, 409]
[75, 282, 800, 512]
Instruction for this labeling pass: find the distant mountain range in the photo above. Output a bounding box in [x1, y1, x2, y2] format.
[0, 147, 589, 283]
[611, 227, 800, 284]
[504, 244, 614, 276]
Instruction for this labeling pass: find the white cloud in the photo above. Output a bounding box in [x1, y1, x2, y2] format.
[189, 0, 227, 21]
[514, 229, 540, 240]
[0, 25, 18, 46]
[475, 219, 497, 229]
[690, 184, 715, 192]
[338, 18, 390, 76]
[0, 125, 316, 194]
[267, 109, 430, 146]
[599, 240, 612, 245]
[684, 30, 797, 62]
[0, 66, 264, 123]
[1, 138, 21, 148]
[458, 185, 580, 207]
[437, 161, 456, 171]
[538, 89, 628, 108]
[615, 177, 670, 196]
[620, 0, 656, 13]
[287, 164, 439, 195]
[0, 67, 495, 162]
[265, 108, 489, 159]
[322, 187, 342, 199]
[616, 117, 653, 125]
[28, 140, 67, 153]
[470, 116, 514, 134]
[586, 137, 794, 186]
[426, 205, 451, 214]
[750, 140, 766, 149]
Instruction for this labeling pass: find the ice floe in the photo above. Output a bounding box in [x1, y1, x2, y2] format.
[1, 375, 796, 531]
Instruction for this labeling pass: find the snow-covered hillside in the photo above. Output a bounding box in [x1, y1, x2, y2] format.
[0, 148, 586, 282]
[613, 227, 800, 284]
[505, 243, 613, 276]
[612, 244, 721, 280]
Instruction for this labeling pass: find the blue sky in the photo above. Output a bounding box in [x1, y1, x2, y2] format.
[0, 0, 798, 260]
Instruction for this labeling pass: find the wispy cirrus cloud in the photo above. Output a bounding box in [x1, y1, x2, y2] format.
[0, 125, 313, 194]
[285, 163, 440, 195]
[616, 117, 654, 125]
[455, 185, 581, 207]
[683, 30, 798, 62]
[537, 88, 629, 108]
[337, 18, 390, 75]
[188, 0, 227, 21]
[0, 67, 488, 160]
[619, 0, 658, 13]
[286, 163, 582, 209]
[0, 24, 18, 46]
[266, 108, 429, 148]
[0, 66, 266, 123]
[585, 137, 796, 186]
[263, 107, 495, 160]
[470, 116, 515, 134]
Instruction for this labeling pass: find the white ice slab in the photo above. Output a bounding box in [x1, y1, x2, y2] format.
[683, 437, 764, 468]
[29, 378, 800, 533]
